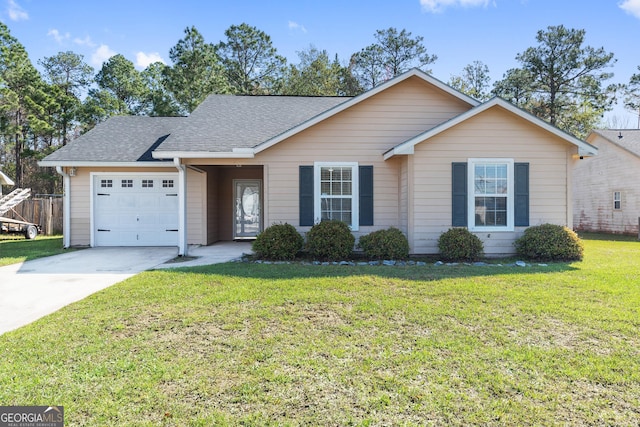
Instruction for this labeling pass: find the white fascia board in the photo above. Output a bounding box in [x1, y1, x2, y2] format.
[254, 68, 480, 155]
[152, 151, 255, 159]
[37, 161, 175, 168]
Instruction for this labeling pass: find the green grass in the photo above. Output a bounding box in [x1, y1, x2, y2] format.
[0, 235, 67, 266]
[1, 236, 639, 425]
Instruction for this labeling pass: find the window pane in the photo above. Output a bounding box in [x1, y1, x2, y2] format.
[341, 168, 352, 180]
[332, 182, 341, 195]
[486, 180, 496, 194]
[496, 179, 508, 194]
[475, 196, 507, 226]
[321, 182, 330, 195]
[342, 182, 352, 196]
[321, 168, 331, 180]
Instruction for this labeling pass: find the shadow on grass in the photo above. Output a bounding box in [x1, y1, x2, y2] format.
[162, 259, 578, 281]
[578, 232, 639, 242]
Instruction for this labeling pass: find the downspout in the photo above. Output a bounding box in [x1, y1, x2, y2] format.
[174, 158, 188, 256]
[55, 166, 71, 248]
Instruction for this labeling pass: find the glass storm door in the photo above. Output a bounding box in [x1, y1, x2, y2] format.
[234, 180, 262, 239]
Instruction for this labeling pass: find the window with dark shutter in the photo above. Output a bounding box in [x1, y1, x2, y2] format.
[299, 166, 314, 226]
[359, 165, 374, 226]
[514, 163, 529, 226]
[452, 162, 468, 226]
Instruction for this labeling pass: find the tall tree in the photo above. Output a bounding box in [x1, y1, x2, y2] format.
[216, 23, 287, 95]
[352, 27, 437, 89]
[449, 60, 491, 100]
[39, 51, 93, 145]
[139, 62, 180, 117]
[0, 22, 44, 187]
[510, 25, 616, 132]
[164, 26, 228, 114]
[79, 88, 122, 132]
[623, 66, 640, 128]
[94, 54, 147, 115]
[282, 46, 362, 96]
[492, 68, 535, 107]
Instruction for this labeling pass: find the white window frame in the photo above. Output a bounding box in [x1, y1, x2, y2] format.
[314, 162, 359, 231]
[613, 191, 621, 210]
[468, 158, 514, 232]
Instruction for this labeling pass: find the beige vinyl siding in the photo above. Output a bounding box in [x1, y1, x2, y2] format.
[69, 168, 91, 246]
[183, 76, 472, 241]
[206, 167, 220, 244]
[186, 167, 206, 245]
[398, 156, 409, 236]
[410, 105, 577, 255]
[573, 134, 640, 234]
[67, 166, 178, 247]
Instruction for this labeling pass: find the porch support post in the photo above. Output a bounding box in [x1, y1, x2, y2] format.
[174, 158, 188, 256]
[55, 166, 71, 248]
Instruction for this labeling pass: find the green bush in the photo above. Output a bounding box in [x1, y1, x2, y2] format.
[252, 223, 304, 260]
[514, 224, 584, 261]
[358, 227, 409, 260]
[306, 220, 355, 261]
[438, 228, 484, 261]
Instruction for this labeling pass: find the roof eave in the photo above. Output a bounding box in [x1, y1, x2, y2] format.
[152, 150, 255, 160]
[38, 160, 175, 168]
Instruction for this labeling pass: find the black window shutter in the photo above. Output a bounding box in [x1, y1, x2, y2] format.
[514, 162, 529, 226]
[299, 166, 314, 226]
[359, 166, 374, 226]
[452, 162, 468, 227]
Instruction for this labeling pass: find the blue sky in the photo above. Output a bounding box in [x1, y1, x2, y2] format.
[2, 0, 640, 125]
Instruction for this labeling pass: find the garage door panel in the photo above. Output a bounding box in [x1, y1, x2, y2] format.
[94, 175, 179, 247]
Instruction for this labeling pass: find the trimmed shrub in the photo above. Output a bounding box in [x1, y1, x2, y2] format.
[252, 223, 304, 260]
[514, 224, 584, 261]
[438, 228, 484, 261]
[306, 220, 355, 261]
[358, 227, 409, 260]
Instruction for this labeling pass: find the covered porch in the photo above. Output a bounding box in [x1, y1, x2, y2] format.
[196, 165, 264, 244]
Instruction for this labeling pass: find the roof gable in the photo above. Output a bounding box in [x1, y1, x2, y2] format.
[590, 129, 640, 159]
[249, 68, 480, 155]
[384, 97, 598, 160]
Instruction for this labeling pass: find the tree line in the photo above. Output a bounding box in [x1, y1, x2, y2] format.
[1, 21, 638, 195]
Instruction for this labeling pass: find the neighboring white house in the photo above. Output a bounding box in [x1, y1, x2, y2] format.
[574, 129, 640, 235]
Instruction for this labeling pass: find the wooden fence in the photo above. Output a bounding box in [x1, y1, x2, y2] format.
[3, 197, 63, 235]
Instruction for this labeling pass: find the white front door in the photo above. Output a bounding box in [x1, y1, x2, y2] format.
[233, 180, 262, 239]
[93, 174, 179, 246]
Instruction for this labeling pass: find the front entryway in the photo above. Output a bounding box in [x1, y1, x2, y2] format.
[233, 179, 262, 239]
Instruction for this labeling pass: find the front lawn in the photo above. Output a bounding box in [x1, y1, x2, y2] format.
[0, 235, 66, 267]
[1, 236, 639, 425]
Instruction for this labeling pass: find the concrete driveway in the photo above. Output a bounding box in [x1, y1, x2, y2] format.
[0, 242, 251, 335]
[0, 247, 177, 335]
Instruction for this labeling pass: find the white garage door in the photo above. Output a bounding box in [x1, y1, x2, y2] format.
[94, 174, 179, 246]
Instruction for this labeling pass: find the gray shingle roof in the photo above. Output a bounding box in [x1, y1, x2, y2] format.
[42, 116, 185, 163]
[594, 129, 640, 158]
[155, 95, 350, 153]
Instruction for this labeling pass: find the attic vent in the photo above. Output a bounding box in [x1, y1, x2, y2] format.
[618, 132, 623, 139]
